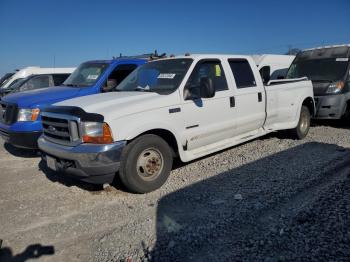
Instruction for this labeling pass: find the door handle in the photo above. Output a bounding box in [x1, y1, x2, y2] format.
[258, 92, 262, 102]
[230, 96, 235, 107]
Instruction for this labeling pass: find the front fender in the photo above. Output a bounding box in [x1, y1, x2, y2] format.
[110, 114, 185, 150]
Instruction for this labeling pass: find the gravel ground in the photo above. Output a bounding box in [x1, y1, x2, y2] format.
[0, 122, 349, 261]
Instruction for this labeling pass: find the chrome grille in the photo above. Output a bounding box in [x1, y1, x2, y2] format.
[0, 101, 18, 125]
[41, 112, 82, 146]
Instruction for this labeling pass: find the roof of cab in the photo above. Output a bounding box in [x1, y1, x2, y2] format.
[303, 44, 350, 51]
[149, 54, 254, 61]
[85, 58, 148, 65]
[298, 44, 350, 59]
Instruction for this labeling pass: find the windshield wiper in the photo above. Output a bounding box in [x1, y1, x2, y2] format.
[64, 84, 82, 87]
[133, 86, 153, 92]
[311, 79, 332, 82]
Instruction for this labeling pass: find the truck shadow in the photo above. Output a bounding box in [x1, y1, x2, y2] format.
[38, 159, 128, 192]
[3, 143, 40, 158]
[38, 160, 104, 192]
[0, 242, 54, 262]
[149, 142, 350, 261]
[312, 119, 350, 129]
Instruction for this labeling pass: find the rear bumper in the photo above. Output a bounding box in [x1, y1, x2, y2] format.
[314, 94, 347, 119]
[38, 136, 126, 184]
[0, 128, 41, 149]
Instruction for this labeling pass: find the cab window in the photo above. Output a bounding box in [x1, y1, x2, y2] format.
[184, 60, 228, 99]
[102, 64, 138, 92]
[53, 74, 70, 86]
[229, 59, 256, 88]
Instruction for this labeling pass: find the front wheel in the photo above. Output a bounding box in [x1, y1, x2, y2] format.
[119, 134, 173, 193]
[289, 105, 311, 139]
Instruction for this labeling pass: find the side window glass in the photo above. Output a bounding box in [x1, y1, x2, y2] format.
[229, 59, 256, 88]
[270, 68, 288, 80]
[185, 61, 228, 99]
[53, 74, 70, 86]
[102, 64, 137, 92]
[21, 75, 50, 91]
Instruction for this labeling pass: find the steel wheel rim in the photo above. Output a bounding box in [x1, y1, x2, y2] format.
[136, 148, 164, 181]
[300, 110, 309, 134]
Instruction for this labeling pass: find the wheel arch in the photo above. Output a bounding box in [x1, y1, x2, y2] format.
[129, 128, 180, 158]
[302, 96, 315, 117]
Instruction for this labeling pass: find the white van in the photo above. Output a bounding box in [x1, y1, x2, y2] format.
[0, 67, 75, 90]
[252, 54, 295, 83]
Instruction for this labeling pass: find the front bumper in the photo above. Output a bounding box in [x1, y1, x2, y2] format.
[38, 136, 126, 184]
[314, 94, 347, 119]
[0, 128, 41, 149]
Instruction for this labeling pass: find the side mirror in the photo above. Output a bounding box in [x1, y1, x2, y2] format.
[260, 67, 270, 84]
[199, 77, 215, 98]
[103, 79, 118, 92]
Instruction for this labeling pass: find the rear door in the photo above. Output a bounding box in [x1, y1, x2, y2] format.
[227, 58, 265, 135]
[181, 59, 235, 151]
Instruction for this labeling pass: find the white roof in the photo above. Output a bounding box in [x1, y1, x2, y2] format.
[303, 44, 350, 51]
[1, 66, 75, 89]
[150, 54, 253, 62]
[251, 54, 295, 66]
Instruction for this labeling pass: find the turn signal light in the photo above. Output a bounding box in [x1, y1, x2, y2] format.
[82, 123, 114, 144]
[31, 108, 40, 121]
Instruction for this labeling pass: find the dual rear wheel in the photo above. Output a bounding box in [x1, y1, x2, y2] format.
[289, 105, 311, 139]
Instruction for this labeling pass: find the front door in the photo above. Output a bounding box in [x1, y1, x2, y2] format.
[181, 59, 235, 151]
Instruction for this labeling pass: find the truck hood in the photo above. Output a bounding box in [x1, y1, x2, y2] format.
[55, 91, 178, 122]
[2, 86, 82, 108]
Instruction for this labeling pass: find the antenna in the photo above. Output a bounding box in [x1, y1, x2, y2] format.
[53, 55, 56, 69]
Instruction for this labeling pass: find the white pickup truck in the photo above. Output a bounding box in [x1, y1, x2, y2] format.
[38, 54, 314, 193]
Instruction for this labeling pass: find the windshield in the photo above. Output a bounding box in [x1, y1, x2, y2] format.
[7, 77, 27, 90]
[0, 73, 15, 87]
[116, 59, 193, 95]
[6, 78, 24, 88]
[63, 62, 109, 87]
[286, 58, 349, 82]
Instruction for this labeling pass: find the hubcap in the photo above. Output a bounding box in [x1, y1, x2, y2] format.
[300, 110, 309, 134]
[136, 148, 164, 181]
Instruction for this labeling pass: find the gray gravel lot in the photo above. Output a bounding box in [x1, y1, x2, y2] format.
[0, 122, 350, 261]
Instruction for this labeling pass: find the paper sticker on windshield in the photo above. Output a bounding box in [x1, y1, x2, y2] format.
[87, 74, 99, 80]
[158, 73, 176, 79]
[336, 58, 349, 62]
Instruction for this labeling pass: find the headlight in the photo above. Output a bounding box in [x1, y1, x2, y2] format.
[17, 108, 40, 121]
[82, 122, 113, 144]
[326, 81, 345, 94]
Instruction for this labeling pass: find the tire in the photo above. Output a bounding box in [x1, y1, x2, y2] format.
[341, 102, 350, 121]
[119, 134, 173, 193]
[289, 105, 311, 139]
